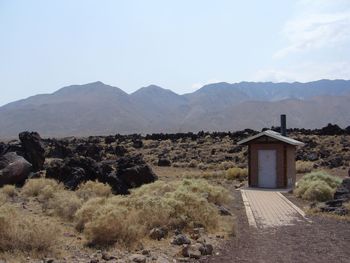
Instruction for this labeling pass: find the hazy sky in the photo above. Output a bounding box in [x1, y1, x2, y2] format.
[1, 0, 350, 106]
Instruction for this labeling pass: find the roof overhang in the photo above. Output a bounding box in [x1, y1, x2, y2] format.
[237, 130, 304, 146]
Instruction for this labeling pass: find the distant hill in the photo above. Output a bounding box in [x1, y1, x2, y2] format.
[0, 80, 350, 137]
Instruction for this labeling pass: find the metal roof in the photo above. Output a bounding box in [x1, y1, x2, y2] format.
[237, 130, 304, 146]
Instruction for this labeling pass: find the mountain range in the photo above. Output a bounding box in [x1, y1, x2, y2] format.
[1, 79, 350, 138]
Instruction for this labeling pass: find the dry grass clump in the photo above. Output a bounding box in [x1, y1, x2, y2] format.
[0, 194, 6, 206]
[218, 161, 235, 170]
[294, 171, 341, 202]
[21, 178, 82, 221]
[181, 170, 225, 180]
[0, 205, 59, 254]
[226, 167, 248, 180]
[21, 178, 64, 198]
[76, 179, 231, 247]
[83, 203, 140, 246]
[296, 161, 314, 173]
[46, 190, 83, 221]
[76, 181, 112, 201]
[75, 197, 107, 231]
[0, 185, 17, 198]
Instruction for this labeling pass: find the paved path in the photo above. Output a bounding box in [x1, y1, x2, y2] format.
[241, 188, 307, 229]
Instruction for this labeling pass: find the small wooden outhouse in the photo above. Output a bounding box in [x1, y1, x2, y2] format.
[237, 129, 304, 189]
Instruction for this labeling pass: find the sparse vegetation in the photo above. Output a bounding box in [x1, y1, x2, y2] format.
[218, 161, 235, 170]
[21, 178, 63, 198]
[294, 171, 341, 202]
[77, 179, 231, 246]
[75, 197, 107, 231]
[226, 167, 248, 180]
[2, 130, 349, 261]
[0, 205, 59, 254]
[0, 185, 17, 198]
[76, 181, 112, 201]
[296, 161, 314, 173]
[47, 190, 83, 221]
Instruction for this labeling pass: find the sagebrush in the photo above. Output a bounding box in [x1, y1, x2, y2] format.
[76, 179, 231, 246]
[294, 171, 341, 201]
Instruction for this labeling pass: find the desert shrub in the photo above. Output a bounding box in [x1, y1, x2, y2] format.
[295, 171, 341, 201]
[301, 181, 333, 201]
[76, 181, 112, 201]
[218, 161, 235, 170]
[21, 178, 63, 198]
[226, 167, 248, 180]
[84, 204, 141, 246]
[0, 205, 59, 253]
[0, 185, 17, 198]
[296, 161, 314, 173]
[188, 159, 198, 168]
[176, 179, 231, 205]
[37, 184, 58, 202]
[75, 197, 107, 231]
[79, 179, 231, 247]
[298, 171, 341, 189]
[182, 170, 226, 180]
[47, 190, 83, 221]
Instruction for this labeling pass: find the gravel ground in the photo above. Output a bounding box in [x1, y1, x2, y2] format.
[201, 190, 350, 263]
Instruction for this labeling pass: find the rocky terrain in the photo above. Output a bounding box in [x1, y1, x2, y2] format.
[0, 124, 350, 262]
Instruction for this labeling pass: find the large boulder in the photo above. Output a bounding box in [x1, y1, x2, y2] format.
[158, 158, 171, 167]
[45, 155, 100, 189]
[0, 152, 32, 186]
[75, 143, 103, 161]
[45, 153, 157, 194]
[116, 154, 158, 189]
[319, 178, 350, 215]
[19, 131, 45, 171]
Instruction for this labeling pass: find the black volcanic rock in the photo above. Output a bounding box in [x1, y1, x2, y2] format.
[45, 153, 157, 194]
[45, 139, 72, 159]
[319, 123, 345, 135]
[158, 158, 171, 167]
[115, 154, 157, 189]
[19, 131, 45, 171]
[115, 145, 127, 156]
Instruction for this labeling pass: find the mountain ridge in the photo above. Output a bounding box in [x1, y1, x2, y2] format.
[1, 79, 350, 138]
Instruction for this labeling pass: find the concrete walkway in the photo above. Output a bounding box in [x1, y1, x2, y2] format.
[241, 189, 307, 229]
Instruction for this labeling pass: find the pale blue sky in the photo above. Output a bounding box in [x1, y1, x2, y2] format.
[1, 0, 350, 106]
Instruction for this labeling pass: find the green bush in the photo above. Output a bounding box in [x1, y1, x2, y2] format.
[299, 171, 341, 188]
[302, 181, 333, 201]
[295, 171, 341, 202]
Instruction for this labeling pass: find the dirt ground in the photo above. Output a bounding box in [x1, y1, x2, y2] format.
[201, 190, 350, 263]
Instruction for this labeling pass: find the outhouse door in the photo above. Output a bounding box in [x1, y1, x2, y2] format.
[258, 149, 277, 188]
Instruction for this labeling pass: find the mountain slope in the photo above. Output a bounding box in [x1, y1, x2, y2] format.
[0, 80, 350, 137]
